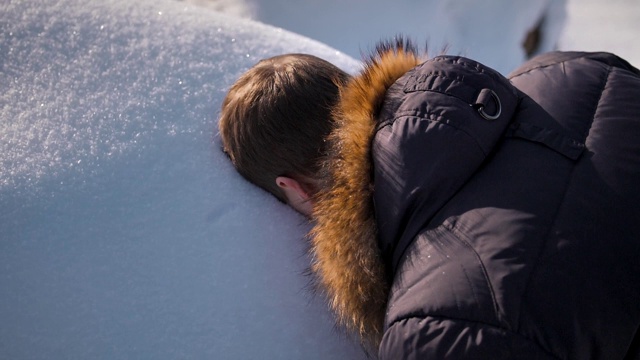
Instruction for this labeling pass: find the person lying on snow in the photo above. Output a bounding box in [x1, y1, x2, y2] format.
[218, 38, 640, 359]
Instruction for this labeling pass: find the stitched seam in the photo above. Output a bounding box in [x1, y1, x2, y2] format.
[407, 71, 473, 87]
[392, 113, 490, 157]
[388, 314, 562, 360]
[582, 64, 613, 140]
[446, 221, 502, 326]
[515, 62, 612, 331]
[508, 52, 588, 79]
[430, 56, 491, 75]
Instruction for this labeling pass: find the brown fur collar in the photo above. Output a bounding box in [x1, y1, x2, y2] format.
[309, 40, 422, 349]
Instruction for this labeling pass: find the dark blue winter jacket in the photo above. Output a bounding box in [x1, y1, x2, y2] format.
[310, 44, 640, 359]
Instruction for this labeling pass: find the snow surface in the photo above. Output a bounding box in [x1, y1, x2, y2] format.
[259, 0, 570, 74]
[185, 0, 568, 74]
[558, 0, 640, 68]
[186, 0, 567, 73]
[187, 0, 640, 74]
[0, 0, 363, 359]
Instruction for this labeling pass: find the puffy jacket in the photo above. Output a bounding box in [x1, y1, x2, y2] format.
[309, 41, 640, 359]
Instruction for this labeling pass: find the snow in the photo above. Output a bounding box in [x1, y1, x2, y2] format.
[0, 0, 362, 359]
[184, 0, 567, 73]
[187, 0, 640, 74]
[249, 0, 568, 74]
[2, 0, 639, 358]
[558, 0, 640, 68]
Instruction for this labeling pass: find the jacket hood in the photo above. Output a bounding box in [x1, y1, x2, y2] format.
[308, 40, 422, 349]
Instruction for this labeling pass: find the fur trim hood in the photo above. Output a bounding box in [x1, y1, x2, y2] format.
[309, 40, 422, 349]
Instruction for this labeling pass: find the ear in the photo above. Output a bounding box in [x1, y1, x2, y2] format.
[275, 176, 313, 216]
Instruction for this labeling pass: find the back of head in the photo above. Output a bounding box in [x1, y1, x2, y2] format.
[218, 54, 350, 202]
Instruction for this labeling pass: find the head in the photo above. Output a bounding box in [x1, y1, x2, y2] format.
[218, 54, 350, 216]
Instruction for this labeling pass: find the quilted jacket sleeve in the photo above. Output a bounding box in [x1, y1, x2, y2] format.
[380, 316, 557, 360]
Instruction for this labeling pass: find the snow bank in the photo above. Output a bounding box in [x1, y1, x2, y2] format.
[0, 0, 364, 358]
[186, 0, 568, 74]
[559, 0, 640, 68]
[185, 0, 640, 74]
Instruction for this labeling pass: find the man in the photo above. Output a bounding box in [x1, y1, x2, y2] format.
[219, 39, 640, 359]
